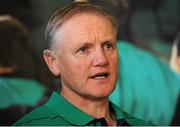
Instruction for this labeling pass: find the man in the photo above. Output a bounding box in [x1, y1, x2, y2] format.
[14, 2, 151, 126]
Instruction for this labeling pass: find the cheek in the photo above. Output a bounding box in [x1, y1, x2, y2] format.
[73, 60, 91, 77]
[62, 57, 90, 79]
[58, 55, 75, 78]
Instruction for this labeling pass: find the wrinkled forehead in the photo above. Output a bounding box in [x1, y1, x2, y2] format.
[53, 3, 117, 27]
[45, 3, 118, 50]
[54, 12, 116, 47]
[59, 11, 116, 32]
[53, 7, 117, 35]
[62, 12, 116, 37]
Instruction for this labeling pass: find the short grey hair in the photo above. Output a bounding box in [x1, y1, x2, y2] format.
[44, 2, 119, 50]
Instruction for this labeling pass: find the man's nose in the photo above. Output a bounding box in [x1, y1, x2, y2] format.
[92, 48, 108, 67]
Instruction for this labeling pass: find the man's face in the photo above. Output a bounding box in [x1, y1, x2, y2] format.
[52, 13, 118, 100]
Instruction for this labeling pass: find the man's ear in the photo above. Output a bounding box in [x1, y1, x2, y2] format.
[43, 50, 60, 76]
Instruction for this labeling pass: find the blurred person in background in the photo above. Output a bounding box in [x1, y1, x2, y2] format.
[109, 40, 180, 125]
[0, 0, 56, 88]
[0, 15, 46, 125]
[169, 32, 180, 125]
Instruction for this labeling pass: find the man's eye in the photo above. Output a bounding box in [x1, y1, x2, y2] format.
[104, 42, 113, 50]
[79, 46, 88, 53]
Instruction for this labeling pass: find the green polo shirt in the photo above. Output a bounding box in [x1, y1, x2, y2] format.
[13, 92, 152, 126]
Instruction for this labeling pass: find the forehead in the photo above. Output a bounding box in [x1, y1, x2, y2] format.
[60, 5, 116, 27]
[66, 12, 112, 28]
[50, 12, 117, 53]
[56, 12, 116, 40]
[50, 12, 116, 54]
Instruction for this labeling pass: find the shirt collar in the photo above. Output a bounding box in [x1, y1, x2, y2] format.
[45, 92, 128, 125]
[110, 101, 130, 120]
[45, 92, 94, 125]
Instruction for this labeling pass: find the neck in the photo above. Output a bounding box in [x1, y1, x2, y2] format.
[60, 88, 116, 125]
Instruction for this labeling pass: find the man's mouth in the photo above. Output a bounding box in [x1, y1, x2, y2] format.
[90, 72, 110, 80]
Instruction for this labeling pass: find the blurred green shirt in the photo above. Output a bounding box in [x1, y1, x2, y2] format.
[110, 41, 180, 125]
[0, 78, 46, 109]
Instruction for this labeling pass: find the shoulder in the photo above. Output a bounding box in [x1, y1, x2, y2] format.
[13, 105, 69, 126]
[13, 105, 50, 125]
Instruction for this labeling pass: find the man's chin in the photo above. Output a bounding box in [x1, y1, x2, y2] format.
[88, 90, 114, 101]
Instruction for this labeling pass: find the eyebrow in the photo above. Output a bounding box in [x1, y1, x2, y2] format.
[76, 42, 93, 49]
